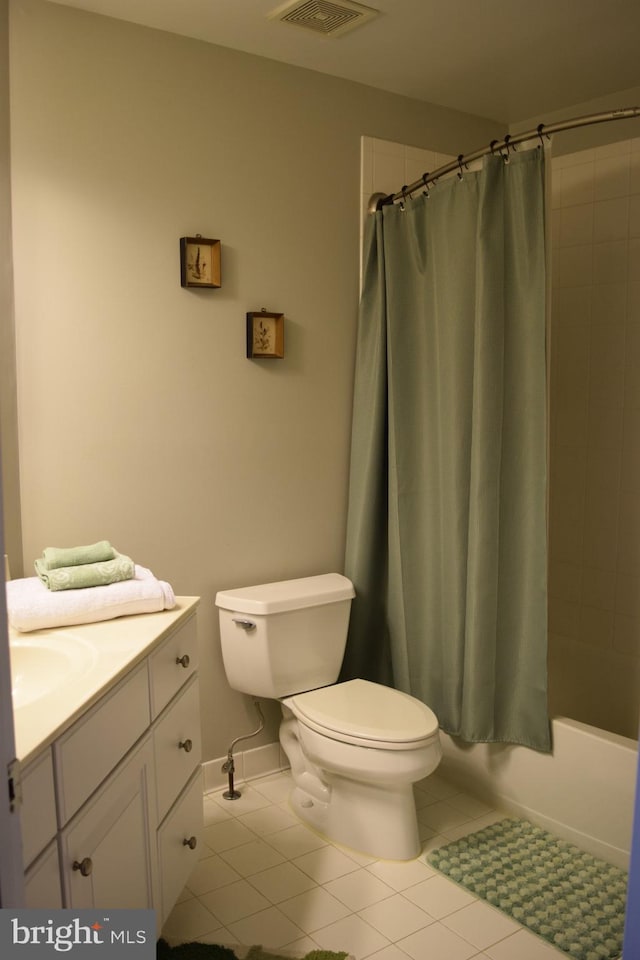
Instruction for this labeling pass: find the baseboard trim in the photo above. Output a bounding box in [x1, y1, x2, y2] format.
[203, 740, 290, 794]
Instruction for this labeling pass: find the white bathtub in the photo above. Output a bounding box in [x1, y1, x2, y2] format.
[439, 717, 637, 870]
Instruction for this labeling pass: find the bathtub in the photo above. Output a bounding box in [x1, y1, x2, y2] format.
[439, 717, 637, 870]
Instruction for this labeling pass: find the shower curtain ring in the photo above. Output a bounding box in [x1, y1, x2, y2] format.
[536, 123, 550, 148]
[400, 185, 408, 211]
[422, 172, 430, 197]
[456, 155, 466, 180]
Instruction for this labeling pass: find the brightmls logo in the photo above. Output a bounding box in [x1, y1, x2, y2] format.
[0, 910, 155, 958]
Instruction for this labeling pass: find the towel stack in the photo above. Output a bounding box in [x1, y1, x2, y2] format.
[34, 540, 135, 591]
[6, 540, 176, 632]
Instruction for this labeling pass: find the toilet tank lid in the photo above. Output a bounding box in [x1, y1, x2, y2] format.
[215, 573, 355, 615]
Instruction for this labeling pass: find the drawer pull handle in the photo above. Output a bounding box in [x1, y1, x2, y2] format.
[179, 738, 193, 753]
[183, 836, 197, 850]
[176, 654, 190, 668]
[72, 857, 93, 877]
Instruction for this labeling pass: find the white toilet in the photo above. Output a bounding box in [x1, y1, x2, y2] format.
[215, 572, 442, 860]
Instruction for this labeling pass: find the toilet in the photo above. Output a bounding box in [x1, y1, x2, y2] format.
[215, 572, 441, 860]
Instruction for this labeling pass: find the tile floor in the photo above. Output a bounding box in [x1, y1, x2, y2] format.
[161, 770, 567, 960]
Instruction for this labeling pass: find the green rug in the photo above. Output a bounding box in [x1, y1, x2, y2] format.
[156, 939, 349, 960]
[427, 818, 627, 960]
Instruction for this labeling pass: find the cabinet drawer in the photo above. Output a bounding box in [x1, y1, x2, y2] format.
[149, 615, 198, 718]
[154, 676, 201, 822]
[55, 662, 150, 825]
[24, 841, 62, 909]
[157, 769, 203, 925]
[22, 751, 57, 868]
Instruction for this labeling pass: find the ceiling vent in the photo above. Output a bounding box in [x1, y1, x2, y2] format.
[268, 0, 380, 38]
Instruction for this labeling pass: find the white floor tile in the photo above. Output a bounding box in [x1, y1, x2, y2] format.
[358, 893, 434, 941]
[161, 898, 221, 943]
[251, 772, 293, 804]
[237, 804, 298, 835]
[484, 928, 568, 959]
[366, 946, 416, 960]
[264, 823, 328, 859]
[441, 899, 522, 950]
[185, 853, 243, 896]
[416, 799, 473, 833]
[226, 905, 305, 949]
[293, 845, 361, 883]
[313, 913, 390, 959]
[164, 770, 567, 960]
[403, 875, 476, 919]
[278, 887, 352, 932]
[365, 856, 436, 891]
[219, 838, 286, 876]
[210, 785, 273, 816]
[447, 791, 495, 819]
[246, 861, 318, 903]
[397, 920, 478, 960]
[202, 818, 257, 852]
[199, 878, 271, 924]
[203, 797, 233, 825]
[324, 869, 396, 911]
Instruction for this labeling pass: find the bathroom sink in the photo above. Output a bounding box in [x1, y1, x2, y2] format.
[10, 633, 98, 709]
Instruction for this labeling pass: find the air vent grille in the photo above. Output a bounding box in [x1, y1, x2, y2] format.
[268, 0, 380, 38]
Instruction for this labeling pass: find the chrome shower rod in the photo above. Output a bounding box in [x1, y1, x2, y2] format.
[376, 106, 640, 209]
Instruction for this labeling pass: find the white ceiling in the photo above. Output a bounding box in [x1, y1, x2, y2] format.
[46, 0, 640, 123]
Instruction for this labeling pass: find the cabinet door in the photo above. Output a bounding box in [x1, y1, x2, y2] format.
[60, 738, 158, 910]
[157, 769, 203, 926]
[24, 841, 63, 909]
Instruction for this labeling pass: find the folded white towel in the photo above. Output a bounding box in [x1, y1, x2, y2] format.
[6, 565, 176, 632]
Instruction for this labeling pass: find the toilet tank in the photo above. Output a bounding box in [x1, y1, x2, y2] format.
[215, 573, 355, 699]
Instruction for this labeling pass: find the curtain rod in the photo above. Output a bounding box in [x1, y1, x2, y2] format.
[374, 106, 640, 210]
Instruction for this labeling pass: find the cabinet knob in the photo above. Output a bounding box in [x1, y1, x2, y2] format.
[72, 857, 93, 877]
[183, 836, 197, 850]
[175, 654, 190, 668]
[179, 738, 193, 753]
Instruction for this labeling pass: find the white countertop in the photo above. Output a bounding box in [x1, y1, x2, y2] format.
[10, 597, 200, 765]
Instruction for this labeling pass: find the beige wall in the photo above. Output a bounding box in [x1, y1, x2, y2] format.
[548, 137, 640, 738]
[6, 0, 502, 762]
[0, 0, 22, 573]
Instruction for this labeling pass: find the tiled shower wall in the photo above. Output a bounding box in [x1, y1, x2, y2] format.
[360, 134, 640, 741]
[548, 138, 640, 739]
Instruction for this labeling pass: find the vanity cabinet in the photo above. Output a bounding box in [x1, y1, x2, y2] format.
[20, 603, 202, 928]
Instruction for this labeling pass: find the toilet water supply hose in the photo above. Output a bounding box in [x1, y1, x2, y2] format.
[221, 699, 265, 799]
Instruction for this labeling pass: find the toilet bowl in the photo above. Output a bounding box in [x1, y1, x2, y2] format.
[215, 573, 442, 860]
[280, 678, 441, 859]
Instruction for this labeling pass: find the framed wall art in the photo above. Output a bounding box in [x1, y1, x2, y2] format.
[180, 235, 221, 288]
[246, 310, 284, 359]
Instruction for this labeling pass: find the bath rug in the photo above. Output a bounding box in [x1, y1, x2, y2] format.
[156, 940, 351, 960]
[426, 818, 627, 960]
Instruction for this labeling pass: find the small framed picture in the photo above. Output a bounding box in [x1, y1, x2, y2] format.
[180, 236, 221, 288]
[246, 311, 285, 359]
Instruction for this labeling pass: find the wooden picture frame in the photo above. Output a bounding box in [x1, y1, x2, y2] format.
[180, 236, 221, 288]
[246, 311, 285, 359]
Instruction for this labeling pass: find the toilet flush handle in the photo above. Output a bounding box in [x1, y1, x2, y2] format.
[232, 618, 256, 631]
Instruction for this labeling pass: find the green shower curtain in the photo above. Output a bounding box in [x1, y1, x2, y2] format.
[342, 147, 550, 752]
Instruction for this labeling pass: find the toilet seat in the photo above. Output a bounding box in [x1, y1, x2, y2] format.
[282, 678, 439, 750]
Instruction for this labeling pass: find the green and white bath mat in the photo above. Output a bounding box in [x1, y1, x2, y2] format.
[427, 818, 627, 960]
[156, 940, 351, 960]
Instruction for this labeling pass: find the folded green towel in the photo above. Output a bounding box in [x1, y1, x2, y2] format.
[35, 553, 135, 591]
[41, 540, 115, 570]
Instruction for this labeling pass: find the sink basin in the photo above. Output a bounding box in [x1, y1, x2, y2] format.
[10, 633, 98, 709]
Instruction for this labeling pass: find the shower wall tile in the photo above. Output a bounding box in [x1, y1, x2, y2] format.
[593, 153, 630, 200]
[549, 137, 640, 739]
[590, 282, 626, 323]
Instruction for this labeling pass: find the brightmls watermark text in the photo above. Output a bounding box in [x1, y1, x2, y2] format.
[0, 910, 155, 958]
